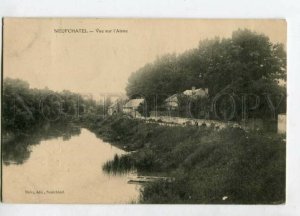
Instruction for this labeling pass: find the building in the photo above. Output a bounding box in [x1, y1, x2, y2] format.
[278, 113, 286, 134]
[165, 94, 179, 110]
[183, 87, 208, 98]
[107, 96, 128, 116]
[123, 98, 145, 117]
[107, 102, 119, 115]
[165, 87, 208, 110]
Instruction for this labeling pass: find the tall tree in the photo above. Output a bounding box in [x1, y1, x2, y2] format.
[126, 29, 286, 119]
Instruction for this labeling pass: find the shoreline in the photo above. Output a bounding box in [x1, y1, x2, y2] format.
[85, 114, 285, 204]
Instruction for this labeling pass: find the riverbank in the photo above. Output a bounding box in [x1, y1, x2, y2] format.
[87, 114, 286, 204]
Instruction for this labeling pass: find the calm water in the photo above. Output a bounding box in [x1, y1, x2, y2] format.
[2, 126, 140, 203]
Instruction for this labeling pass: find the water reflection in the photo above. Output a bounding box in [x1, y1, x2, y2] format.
[2, 126, 140, 203]
[2, 123, 81, 165]
[103, 154, 136, 175]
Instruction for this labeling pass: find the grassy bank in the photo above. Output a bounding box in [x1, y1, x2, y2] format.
[88, 115, 285, 204]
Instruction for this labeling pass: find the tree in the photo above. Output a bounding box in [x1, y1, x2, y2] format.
[126, 29, 286, 120]
[2, 78, 102, 132]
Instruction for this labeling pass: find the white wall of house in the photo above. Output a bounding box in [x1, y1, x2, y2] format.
[278, 114, 286, 134]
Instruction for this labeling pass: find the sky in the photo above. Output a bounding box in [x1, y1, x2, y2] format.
[3, 19, 286, 96]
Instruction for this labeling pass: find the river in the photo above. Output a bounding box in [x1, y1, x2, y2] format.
[2, 125, 140, 203]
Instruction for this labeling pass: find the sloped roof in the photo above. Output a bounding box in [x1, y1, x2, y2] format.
[108, 102, 118, 109]
[124, 98, 145, 108]
[183, 88, 208, 97]
[165, 94, 179, 102]
[165, 88, 208, 103]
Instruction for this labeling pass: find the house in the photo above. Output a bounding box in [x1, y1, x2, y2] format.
[107, 102, 119, 115]
[123, 98, 145, 117]
[183, 87, 208, 98]
[165, 87, 208, 110]
[278, 113, 286, 134]
[165, 94, 179, 110]
[107, 96, 128, 115]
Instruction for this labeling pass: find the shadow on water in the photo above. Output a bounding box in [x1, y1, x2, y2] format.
[2, 123, 81, 165]
[102, 154, 136, 175]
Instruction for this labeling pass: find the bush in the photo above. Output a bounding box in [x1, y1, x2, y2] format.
[90, 115, 285, 204]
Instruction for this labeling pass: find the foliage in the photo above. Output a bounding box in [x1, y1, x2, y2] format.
[90, 115, 285, 204]
[126, 29, 286, 120]
[2, 78, 103, 133]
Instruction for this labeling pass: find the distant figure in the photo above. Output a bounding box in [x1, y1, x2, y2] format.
[195, 121, 198, 127]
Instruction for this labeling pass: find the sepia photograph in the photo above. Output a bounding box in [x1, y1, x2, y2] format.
[1, 18, 286, 204]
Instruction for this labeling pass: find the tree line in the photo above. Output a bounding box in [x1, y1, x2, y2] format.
[126, 29, 286, 121]
[2, 78, 103, 133]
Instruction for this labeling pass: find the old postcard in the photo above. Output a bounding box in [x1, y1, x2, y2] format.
[1, 18, 286, 204]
